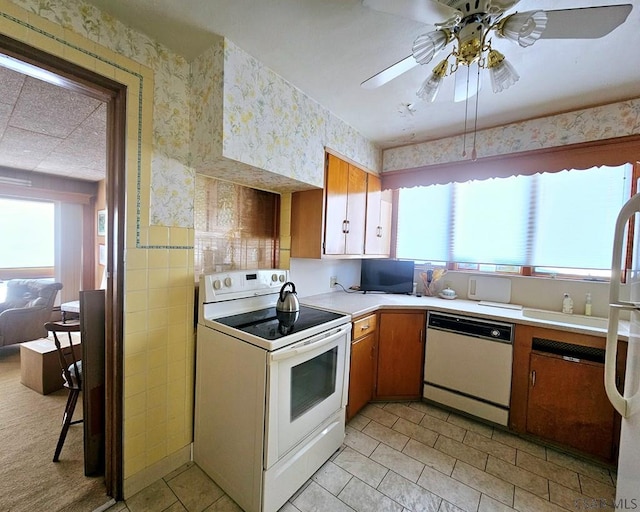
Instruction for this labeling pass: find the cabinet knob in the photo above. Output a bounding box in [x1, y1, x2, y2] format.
[361, 324, 369, 330]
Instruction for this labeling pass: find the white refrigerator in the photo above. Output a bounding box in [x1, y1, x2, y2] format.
[606, 193, 640, 507]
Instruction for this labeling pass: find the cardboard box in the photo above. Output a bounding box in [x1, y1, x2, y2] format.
[20, 337, 82, 395]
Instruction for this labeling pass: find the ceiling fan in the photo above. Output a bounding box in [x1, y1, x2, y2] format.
[361, 0, 633, 103]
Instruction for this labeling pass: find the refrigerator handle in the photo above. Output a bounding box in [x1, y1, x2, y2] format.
[605, 308, 628, 417]
[605, 193, 640, 418]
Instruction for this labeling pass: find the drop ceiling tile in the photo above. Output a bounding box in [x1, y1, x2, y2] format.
[0, 73, 107, 180]
[35, 150, 105, 175]
[0, 152, 42, 171]
[0, 103, 12, 137]
[0, 125, 62, 170]
[41, 106, 107, 176]
[32, 162, 104, 181]
[0, 66, 26, 106]
[9, 76, 103, 138]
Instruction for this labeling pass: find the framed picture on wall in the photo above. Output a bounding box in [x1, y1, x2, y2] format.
[97, 209, 106, 236]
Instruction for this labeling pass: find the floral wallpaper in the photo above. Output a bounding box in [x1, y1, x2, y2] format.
[383, 99, 640, 172]
[191, 38, 382, 193]
[222, 39, 327, 188]
[190, 40, 224, 172]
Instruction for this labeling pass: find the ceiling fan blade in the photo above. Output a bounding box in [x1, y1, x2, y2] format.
[361, 55, 419, 89]
[362, 0, 461, 25]
[488, 1, 522, 13]
[539, 4, 632, 39]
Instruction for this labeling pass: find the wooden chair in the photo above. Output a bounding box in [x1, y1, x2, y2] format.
[45, 320, 83, 462]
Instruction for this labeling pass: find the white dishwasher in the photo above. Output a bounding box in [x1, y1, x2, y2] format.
[424, 311, 514, 426]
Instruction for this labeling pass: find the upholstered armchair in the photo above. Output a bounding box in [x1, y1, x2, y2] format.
[0, 279, 63, 347]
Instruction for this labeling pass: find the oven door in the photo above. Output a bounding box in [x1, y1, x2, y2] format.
[264, 322, 351, 468]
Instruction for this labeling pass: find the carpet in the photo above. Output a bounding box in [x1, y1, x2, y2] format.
[0, 342, 110, 512]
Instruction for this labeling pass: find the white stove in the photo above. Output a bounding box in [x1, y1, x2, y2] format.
[199, 269, 350, 351]
[194, 269, 352, 512]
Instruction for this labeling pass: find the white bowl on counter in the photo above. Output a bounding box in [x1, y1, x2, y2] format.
[439, 288, 457, 300]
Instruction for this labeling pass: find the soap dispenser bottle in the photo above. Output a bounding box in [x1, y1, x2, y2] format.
[562, 293, 574, 314]
[585, 292, 592, 316]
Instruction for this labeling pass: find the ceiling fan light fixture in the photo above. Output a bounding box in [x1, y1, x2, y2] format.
[497, 10, 548, 47]
[487, 49, 519, 93]
[416, 59, 448, 102]
[412, 30, 451, 66]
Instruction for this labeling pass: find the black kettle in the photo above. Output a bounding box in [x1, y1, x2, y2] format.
[276, 281, 300, 312]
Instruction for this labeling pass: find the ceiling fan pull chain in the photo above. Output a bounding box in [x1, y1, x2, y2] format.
[471, 62, 481, 161]
[462, 64, 472, 158]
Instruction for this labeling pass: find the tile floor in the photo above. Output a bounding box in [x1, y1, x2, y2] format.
[105, 401, 618, 512]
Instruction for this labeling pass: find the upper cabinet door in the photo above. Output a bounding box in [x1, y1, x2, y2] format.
[364, 174, 392, 257]
[290, 152, 385, 258]
[345, 164, 367, 255]
[324, 154, 349, 255]
[379, 192, 392, 256]
[364, 174, 382, 255]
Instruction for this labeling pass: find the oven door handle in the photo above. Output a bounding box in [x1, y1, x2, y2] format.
[270, 324, 351, 362]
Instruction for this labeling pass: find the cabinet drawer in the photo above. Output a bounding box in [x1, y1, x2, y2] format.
[353, 314, 376, 340]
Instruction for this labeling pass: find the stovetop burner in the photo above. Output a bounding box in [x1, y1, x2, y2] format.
[215, 305, 345, 341]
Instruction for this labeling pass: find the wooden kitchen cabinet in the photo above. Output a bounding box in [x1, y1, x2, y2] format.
[527, 351, 615, 460]
[364, 174, 392, 257]
[290, 152, 372, 258]
[510, 324, 626, 463]
[324, 155, 367, 255]
[346, 313, 377, 421]
[375, 310, 426, 400]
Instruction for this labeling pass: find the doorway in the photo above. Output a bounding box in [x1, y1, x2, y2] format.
[0, 34, 125, 500]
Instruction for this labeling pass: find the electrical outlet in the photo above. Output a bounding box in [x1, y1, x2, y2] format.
[330, 276, 338, 288]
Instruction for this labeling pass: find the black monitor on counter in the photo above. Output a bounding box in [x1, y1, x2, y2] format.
[360, 259, 414, 294]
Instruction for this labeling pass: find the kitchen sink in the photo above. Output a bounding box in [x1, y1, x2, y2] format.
[521, 308, 609, 329]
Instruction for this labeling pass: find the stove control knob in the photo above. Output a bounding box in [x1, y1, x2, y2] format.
[224, 277, 233, 287]
[213, 279, 222, 290]
[279, 274, 286, 282]
[271, 273, 278, 282]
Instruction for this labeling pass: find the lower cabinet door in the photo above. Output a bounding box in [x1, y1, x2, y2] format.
[527, 352, 616, 460]
[376, 311, 425, 400]
[347, 332, 376, 421]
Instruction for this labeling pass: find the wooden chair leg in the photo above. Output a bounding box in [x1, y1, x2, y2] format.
[53, 389, 80, 462]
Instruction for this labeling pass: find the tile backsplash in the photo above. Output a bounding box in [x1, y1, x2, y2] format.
[194, 175, 279, 275]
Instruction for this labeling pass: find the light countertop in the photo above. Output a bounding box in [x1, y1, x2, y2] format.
[300, 291, 630, 340]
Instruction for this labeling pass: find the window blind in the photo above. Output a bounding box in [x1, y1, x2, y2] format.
[531, 166, 630, 269]
[396, 164, 632, 270]
[396, 183, 451, 261]
[452, 175, 529, 265]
